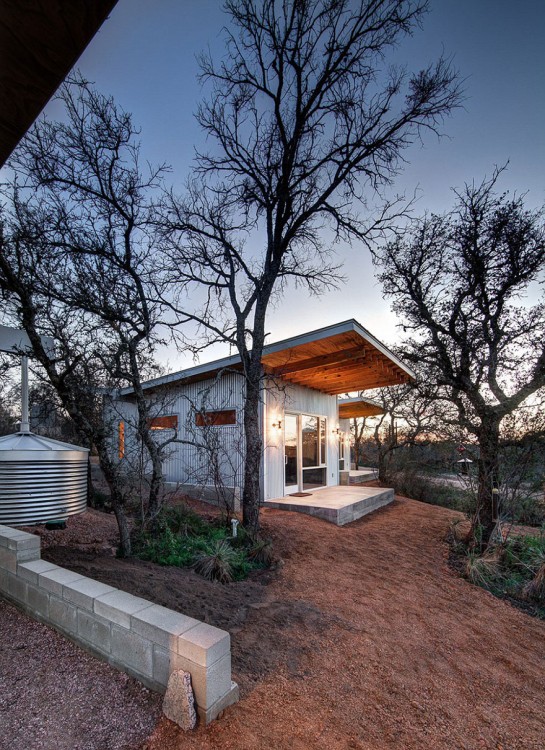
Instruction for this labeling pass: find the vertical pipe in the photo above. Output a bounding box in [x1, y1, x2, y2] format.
[20, 355, 30, 433]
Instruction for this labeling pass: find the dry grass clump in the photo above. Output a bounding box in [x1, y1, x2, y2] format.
[523, 562, 545, 603]
[193, 539, 239, 583]
[465, 548, 504, 587]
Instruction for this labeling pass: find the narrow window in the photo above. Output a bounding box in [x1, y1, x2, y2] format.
[118, 420, 125, 459]
[320, 418, 326, 465]
[148, 415, 178, 430]
[195, 409, 237, 426]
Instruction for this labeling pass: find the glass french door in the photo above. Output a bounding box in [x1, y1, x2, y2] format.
[284, 413, 327, 494]
[284, 413, 299, 494]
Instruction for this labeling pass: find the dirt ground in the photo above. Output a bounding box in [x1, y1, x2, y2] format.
[7, 496, 545, 750]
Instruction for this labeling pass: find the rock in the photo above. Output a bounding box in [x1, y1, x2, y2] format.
[162, 670, 197, 731]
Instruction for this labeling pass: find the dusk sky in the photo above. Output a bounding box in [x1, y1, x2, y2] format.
[45, 0, 545, 369]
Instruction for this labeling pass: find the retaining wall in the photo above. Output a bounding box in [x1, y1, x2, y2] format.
[0, 524, 238, 724]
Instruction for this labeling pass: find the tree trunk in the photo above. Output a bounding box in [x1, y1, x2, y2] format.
[377, 447, 388, 483]
[111, 497, 132, 557]
[140, 429, 164, 525]
[352, 418, 360, 470]
[474, 418, 501, 548]
[96, 445, 132, 557]
[242, 368, 262, 534]
[86, 454, 95, 505]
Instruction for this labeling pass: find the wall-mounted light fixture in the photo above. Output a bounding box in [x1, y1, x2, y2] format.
[333, 426, 341, 436]
[272, 419, 282, 430]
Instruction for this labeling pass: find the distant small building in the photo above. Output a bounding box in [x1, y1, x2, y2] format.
[456, 457, 474, 475]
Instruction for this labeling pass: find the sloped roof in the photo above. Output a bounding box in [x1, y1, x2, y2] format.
[123, 319, 414, 396]
[261, 320, 413, 394]
[338, 397, 384, 419]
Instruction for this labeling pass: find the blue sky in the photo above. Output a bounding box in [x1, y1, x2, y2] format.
[46, 0, 545, 368]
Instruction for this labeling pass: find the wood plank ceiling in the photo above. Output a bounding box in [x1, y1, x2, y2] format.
[261, 330, 411, 395]
[338, 399, 384, 419]
[0, 0, 118, 167]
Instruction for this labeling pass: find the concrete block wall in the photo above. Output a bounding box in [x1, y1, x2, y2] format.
[0, 524, 238, 724]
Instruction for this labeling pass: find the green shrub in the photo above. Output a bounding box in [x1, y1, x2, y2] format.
[132, 506, 269, 582]
[389, 467, 474, 513]
[502, 496, 545, 527]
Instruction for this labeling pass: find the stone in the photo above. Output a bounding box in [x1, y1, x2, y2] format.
[162, 670, 197, 731]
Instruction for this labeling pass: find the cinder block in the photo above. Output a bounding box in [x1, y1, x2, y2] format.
[18, 559, 58, 585]
[26, 584, 50, 618]
[0, 526, 26, 545]
[131, 604, 201, 649]
[38, 567, 84, 596]
[206, 655, 234, 708]
[153, 646, 232, 711]
[199, 681, 240, 725]
[95, 590, 154, 629]
[77, 610, 111, 653]
[153, 645, 179, 687]
[16, 546, 41, 564]
[0, 566, 7, 592]
[7, 572, 27, 602]
[0, 547, 16, 573]
[8, 534, 40, 553]
[178, 622, 230, 667]
[152, 648, 204, 703]
[111, 625, 153, 678]
[153, 646, 204, 688]
[49, 596, 78, 634]
[63, 577, 116, 612]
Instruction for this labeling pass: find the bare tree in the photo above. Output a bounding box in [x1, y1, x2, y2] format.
[162, 0, 461, 533]
[351, 415, 369, 470]
[375, 172, 545, 547]
[0, 78, 171, 552]
[366, 379, 437, 481]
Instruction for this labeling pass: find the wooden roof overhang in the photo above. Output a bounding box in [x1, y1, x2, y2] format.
[0, 0, 119, 167]
[119, 320, 415, 398]
[261, 320, 414, 395]
[338, 398, 384, 419]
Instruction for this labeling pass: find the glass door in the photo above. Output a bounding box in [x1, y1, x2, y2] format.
[301, 415, 327, 490]
[284, 413, 299, 494]
[284, 413, 328, 494]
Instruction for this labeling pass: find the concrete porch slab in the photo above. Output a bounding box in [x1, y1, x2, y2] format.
[263, 485, 394, 526]
[349, 468, 377, 484]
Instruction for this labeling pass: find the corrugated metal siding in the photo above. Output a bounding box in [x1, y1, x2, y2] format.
[155, 373, 246, 488]
[111, 373, 341, 501]
[263, 379, 339, 500]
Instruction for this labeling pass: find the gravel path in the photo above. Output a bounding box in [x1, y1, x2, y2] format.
[0, 598, 161, 750]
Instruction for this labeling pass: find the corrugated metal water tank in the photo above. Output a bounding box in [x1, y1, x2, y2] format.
[0, 432, 89, 525]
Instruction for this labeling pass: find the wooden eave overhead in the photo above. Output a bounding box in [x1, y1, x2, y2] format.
[120, 320, 414, 398]
[338, 398, 384, 419]
[0, 0, 119, 167]
[261, 320, 414, 395]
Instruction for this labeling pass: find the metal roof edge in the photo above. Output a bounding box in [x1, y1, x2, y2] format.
[350, 319, 416, 381]
[118, 353, 243, 396]
[338, 395, 382, 408]
[121, 318, 415, 395]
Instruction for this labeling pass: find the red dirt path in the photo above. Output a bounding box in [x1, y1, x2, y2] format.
[29, 497, 545, 748]
[142, 497, 545, 750]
